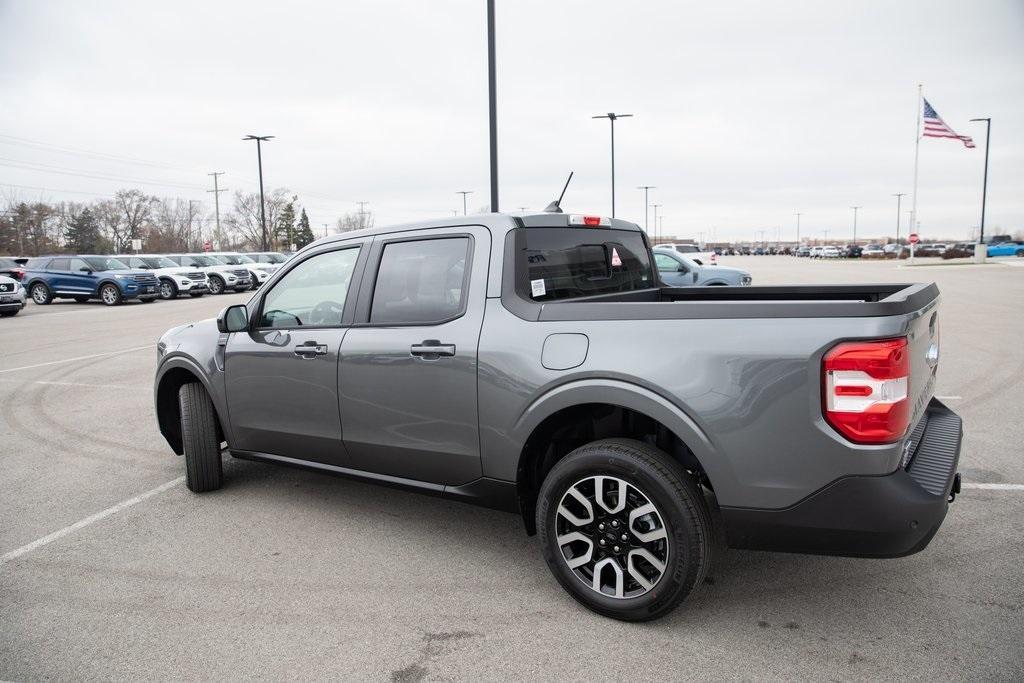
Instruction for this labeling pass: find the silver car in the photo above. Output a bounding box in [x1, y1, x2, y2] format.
[0, 274, 27, 316]
[653, 248, 751, 286]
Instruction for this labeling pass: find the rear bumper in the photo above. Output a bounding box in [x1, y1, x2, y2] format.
[721, 398, 962, 558]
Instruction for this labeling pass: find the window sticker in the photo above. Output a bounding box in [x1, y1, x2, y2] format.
[530, 278, 546, 297]
[611, 248, 623, 267]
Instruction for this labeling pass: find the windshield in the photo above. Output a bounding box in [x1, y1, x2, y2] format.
[188, 255, 216, 267]
[264, 253, 287, 263]
[84, 257, 129, 271]
[234, 254, 255, 263]
[206, 255, 230, 265]
[142, 256, 178, 269]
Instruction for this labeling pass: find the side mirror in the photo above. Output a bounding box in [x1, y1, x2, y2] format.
[677, 265, 687, 273]
[217, 304, 249, 333]
[79, 267, 92, 273]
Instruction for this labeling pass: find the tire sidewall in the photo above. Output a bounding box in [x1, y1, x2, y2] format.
[537, 445, 707, 621]
[208, 275, 224, 294]
[100, 283, 122, 306]
[31, 283, 51, 305]
[159, 279, 177, 299]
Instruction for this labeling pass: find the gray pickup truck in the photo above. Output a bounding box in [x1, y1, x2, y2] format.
[154, 211, 962, 621]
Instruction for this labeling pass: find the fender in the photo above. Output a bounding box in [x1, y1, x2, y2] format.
[509, 378, 737, 494]
[155, 352, 235, 450]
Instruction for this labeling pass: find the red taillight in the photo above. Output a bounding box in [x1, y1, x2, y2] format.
[12, 268, 24, 281]
[823, 338, 910, 444]
[583, 216, 601, 226]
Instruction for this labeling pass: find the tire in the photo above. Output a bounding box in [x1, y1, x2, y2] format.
[30, 282, 53, 305]
[537, 438, 712, 622]
[178, 382, 223, 493]
[99, 283, 123, 306]
[189, 291, 205, 298]
[208, 275, 225, 295]
[1016, 249, 1023, 258]
[249, 272, 260, 290]
[159, 279, 178, 300]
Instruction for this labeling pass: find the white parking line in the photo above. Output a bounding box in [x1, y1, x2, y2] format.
[0, 477, 184, 566]
[961, 483, 1024, 491]
[935, 395, 962, 400]
[0, 345, 150, 374]
[0, 377, 144, 390]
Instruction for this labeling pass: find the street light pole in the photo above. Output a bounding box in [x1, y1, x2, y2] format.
[651, 204, 662, 243]
[457, 191, 473, 216]
[794, 212, 802, 244]
[969, 118, 991, 245]
[637, 185, 655, 234]
[892, 193, 906, 243]
[592, 112, 633, 217]
[487, 0, 499, 212]
[850, 206, 861, 245]
[243, 135, 274, 251]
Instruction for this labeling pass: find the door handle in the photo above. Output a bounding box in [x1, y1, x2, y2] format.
[293, 341, 328, 358]
[410, 340, 456, 358]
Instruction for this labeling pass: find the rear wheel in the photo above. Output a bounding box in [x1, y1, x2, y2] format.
[208, 275, 225, 295]
[178, 382, 223, 493]
[537, 438, 712, 622]
[30, 283, 52, 305]
[159, 279, 178, 299]
[1016, 249, 1023, 257]
[99, 283, 122, 306]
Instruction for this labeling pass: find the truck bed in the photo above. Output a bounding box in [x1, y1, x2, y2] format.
[527, 283, 939, 321]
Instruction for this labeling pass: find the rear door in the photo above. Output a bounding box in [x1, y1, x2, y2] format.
[45, 258, 71, 293]
[224, 242, 367, 467]
[339, 226, 489, 485]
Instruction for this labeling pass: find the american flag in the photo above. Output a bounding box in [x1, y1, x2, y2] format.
[922, 99, 975, 148]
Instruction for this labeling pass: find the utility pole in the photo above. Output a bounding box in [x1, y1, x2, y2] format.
[207, 172, 226, 237]
[658, 216, 664, 241]
[592, 112, 633, 217]
[823, 228, 830, 244]
[651, 204, 662, 243]
[457, 191, 473, 216]
[486, 0, 499, 212]
[892, 193, 906, 243]
[969, 117, 991, 245]
[356, 201, 369, 229]
[322, 223, 329, 238]
[850, 206, 861, 244]
[243, 134, 274, 251]
[795, 212, 802, 244]
[637, 185, 656, 234]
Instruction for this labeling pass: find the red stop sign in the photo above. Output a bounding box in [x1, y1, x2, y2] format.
[203, 240, 212, 252]
[908, 233, 919, 244]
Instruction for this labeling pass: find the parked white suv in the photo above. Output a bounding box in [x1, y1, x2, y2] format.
[117, 255, 208, 299]
[206, 252, 279, 290]
[162, 254, 251, 294]
[821, 246, 841, 258]
[657, 243, 717, 265]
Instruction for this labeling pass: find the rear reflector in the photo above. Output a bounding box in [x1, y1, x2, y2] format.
[823, 338, 910, 444]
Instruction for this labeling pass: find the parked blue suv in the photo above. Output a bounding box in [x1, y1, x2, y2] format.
[22, 255, 160, 306]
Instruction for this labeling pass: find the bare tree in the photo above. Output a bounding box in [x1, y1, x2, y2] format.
[147, 198, 204, 252]
[336, 210, 374, 233]
[224, 188, 291, 249]
[95, 190, 157, 252]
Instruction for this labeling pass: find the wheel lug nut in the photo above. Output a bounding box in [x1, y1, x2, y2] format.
[598, 523, 605, 531]
[613, 545, 621, 552]
[620, 534, 628, 541]
[611, 520, 619, 528]
[599, 539, 607, 546]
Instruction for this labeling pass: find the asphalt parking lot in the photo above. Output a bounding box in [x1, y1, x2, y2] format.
[2, 257, 1022, 680]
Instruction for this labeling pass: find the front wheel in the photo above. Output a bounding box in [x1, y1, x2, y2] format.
[31, 283, 53, 305]
[159, 279, 178, 299]
[537, 438, 712, 622]
[207, 275, 225, 295]
[249, 273, 261, 290]
[1016, 249, 1024, 257]
[99, 283, 123, 306]
[178, 382, 223, 492]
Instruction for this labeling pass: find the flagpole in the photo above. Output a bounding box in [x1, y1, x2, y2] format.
[910, 83, 922, 244]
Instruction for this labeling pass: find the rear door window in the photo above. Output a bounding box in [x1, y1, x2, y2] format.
[370, 237, 470, 325]
[516, 228, 653, 301]
[49, 258, 70, 271]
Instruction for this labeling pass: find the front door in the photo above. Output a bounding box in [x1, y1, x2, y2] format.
[340, 227, 489, 485]
[224, 244, 364, 467]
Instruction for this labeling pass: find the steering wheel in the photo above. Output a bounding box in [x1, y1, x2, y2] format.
[308, 300, 344, 326]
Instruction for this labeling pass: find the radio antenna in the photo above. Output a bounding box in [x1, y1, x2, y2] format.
[544, 171, 574, 213]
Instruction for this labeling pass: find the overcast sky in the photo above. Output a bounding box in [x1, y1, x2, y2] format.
[1, 0, 1021, 242]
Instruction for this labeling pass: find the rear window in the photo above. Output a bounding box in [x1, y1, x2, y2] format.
[675, 245, 700, 253]
[516, 228, 653, 302]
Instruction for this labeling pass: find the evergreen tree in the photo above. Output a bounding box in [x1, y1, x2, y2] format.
[295, 208, 315, 248]
[274, 198, 297, 248]
[64, 207, 102, 253]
